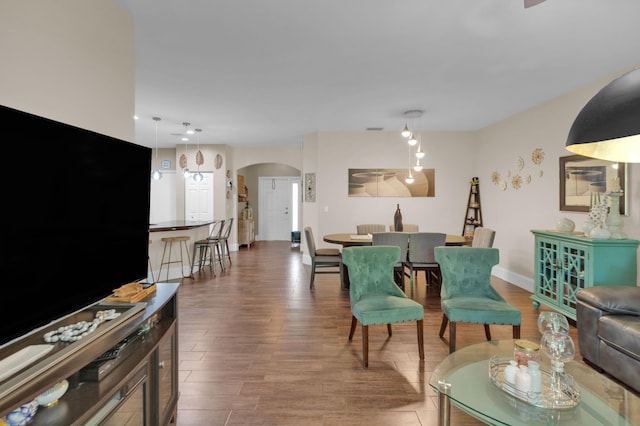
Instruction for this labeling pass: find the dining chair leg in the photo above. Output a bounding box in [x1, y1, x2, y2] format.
[387, 324, 392, 336]
[438, 314, 448, 338]
[484, 324, 492, 341]
[348, 316, 357, 340]
[417, 319, 425, 360]
[449, 321, 457, 353]
[361, 324, 369, 368]
[309, 261, 316, 289]
[513, 325, 521, 339]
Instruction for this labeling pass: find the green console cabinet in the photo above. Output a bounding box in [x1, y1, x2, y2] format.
[531, 230, 639, 320]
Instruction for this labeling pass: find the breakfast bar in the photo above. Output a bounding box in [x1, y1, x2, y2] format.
[149, 220, 214, 281]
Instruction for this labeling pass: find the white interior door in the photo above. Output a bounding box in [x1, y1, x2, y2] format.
[185, 173, 214, 221]
[259, 177, 299, 240]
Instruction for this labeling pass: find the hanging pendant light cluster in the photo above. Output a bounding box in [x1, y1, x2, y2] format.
[151, 117, 163, 180]
[149, 117, 207, 182]
[401, 110, 424, 183]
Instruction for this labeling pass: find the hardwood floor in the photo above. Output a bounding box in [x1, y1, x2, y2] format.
[174, 241, 593, 425]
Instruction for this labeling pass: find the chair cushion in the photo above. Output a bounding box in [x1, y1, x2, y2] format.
[353, 294, 424, 326]
[442, 296, 521, 325]
[316, 248, 341, 256]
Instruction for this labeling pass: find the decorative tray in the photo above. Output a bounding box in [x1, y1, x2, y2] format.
[488, 356, 580, 409]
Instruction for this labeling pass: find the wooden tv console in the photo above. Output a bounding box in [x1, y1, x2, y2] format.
[0, 283, 179, 425]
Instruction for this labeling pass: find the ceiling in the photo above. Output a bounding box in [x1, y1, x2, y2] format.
[116, 0, 640, 149]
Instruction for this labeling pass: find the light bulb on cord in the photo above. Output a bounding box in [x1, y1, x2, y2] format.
[416, 143, 425, 159]
[408, 133, 417, 146]
[151, 117, 163, 180]
[401, 124, 410, 138]
[413, 159, 422, 172]
[405, 170, 414, 184]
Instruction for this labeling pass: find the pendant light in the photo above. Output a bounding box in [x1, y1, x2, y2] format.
[405, 147, 414, 184]
[193, 128, 204, 182]
[180, 122, 191, 179]
[566, 67, 640, 163]
[402, 110, 423, 146]
[405, 170, 414, 184]
[151, 117, 162, 180]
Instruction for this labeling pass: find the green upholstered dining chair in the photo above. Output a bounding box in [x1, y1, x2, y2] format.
[304, 227, 343, 290]
[371, 232, 410, 290]
[434, 247, 521, 353]
[342, 246, 424, 368]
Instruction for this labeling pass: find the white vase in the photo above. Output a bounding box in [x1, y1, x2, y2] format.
[589, 226, 610, 239]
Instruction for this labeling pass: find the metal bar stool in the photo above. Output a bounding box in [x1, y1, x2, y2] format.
[158, 236, 193, 281]
[191, 219, 225, 276]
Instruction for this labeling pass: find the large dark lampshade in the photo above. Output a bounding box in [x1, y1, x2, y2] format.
[566, 67, 640, 163]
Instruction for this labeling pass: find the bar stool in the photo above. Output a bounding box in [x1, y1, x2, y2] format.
[191, 219, 224, 276]
[158, 236, 193, 281]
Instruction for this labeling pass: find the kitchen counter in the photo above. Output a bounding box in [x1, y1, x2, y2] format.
[148, 220, 214, 280]
[150, 220, 214, 232]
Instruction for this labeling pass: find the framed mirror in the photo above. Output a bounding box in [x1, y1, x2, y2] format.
[559, 155, 627, 214]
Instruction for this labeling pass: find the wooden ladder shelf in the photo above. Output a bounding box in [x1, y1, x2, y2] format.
[462, 177, 483, 239]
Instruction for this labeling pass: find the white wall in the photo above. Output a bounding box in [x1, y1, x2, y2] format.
[0, 1, 134, 142]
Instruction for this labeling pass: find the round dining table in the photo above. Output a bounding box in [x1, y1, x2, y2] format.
[323, 233, 469, 247]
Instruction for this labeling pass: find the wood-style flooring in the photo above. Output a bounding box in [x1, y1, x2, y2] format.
[172, 241, 615, 425]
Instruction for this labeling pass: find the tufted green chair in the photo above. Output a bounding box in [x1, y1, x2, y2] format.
[342, 246, 424, 368]
[434, 246, 521, 353]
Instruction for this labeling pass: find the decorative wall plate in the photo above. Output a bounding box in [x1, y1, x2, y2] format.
[196, 150, 204, 166]
[515, 156, 524, 171]
[499, 180, 507, 191]
[215, 153, 223, 169]
[531, 148, 545, 165]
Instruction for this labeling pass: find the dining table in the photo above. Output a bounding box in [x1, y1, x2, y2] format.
[323, 233, 469, 247]
[323, 232, 470, 289]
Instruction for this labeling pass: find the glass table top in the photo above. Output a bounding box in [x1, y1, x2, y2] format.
[428, 340, 639, 425]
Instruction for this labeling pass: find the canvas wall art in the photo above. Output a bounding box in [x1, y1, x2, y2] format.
[348, 168, 435, 197]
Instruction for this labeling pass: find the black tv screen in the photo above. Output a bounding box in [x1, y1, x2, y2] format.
[1, 104, 151, 347]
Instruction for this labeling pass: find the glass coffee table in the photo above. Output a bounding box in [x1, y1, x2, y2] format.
[429, 340, 639, 425]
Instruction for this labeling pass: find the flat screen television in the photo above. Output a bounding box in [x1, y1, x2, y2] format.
[1, 104, 151, 347]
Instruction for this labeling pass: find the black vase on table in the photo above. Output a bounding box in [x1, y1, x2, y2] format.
[394, 204, 403, 232]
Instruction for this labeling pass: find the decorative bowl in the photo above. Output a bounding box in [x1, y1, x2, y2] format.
[3, 399, 38, 426]
[36, 379, 69, 407]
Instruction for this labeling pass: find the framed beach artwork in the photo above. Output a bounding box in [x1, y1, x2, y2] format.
[559, 155, 627, 214]
[348, 168, 435, 197]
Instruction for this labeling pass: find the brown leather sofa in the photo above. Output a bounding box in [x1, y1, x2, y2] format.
[576, 286, 640, 393]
